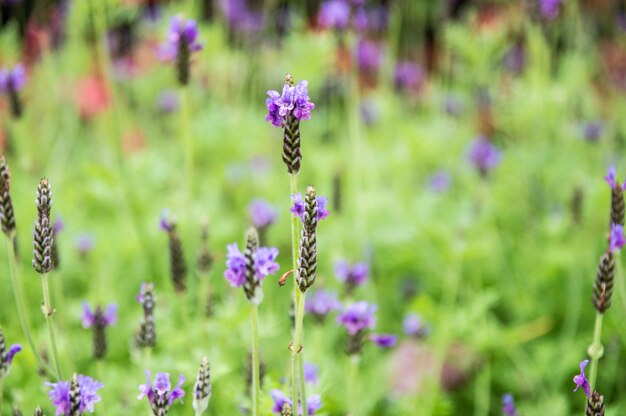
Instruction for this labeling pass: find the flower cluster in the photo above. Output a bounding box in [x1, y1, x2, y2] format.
[403, 313, 429, 338]
[468, 136, 501, 176]
[337, 301, 396, 354]
[0, 64, 26, 93]
[501, 394, 517, 416]
[539, 0, 561, 20]
[159, 15, 202, 85]
[305, 289, 341, 322]
[248, 199, 277, 229]
[335, 260, 368, 293]
[265, 80, 315, 128]
[138, 371, 185, 416]
[573, 359, 591, 397]
[47, 374, 104, 415]
[290, 193, 329, 223]
[270, 389, 322, 415]
[82, 303, 117, 360]
[0, 328, 21, 378]
[394, 61, 425, 93]
[160, 210, 187, 293]
[136, 283, 157, 348]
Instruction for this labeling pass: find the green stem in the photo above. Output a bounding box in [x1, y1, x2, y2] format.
[6, 235, 53, 377]
[295, 291, 307, 415]
[179, 86, 194, 207]
[0, 377, 4, 414]
[347, 355, 360, 416]
[289, 173, 301, 412]
[41, 273, 62, 380]
[587, 312, 604, 392]
[250, 304, 260, 416]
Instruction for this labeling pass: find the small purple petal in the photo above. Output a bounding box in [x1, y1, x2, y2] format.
[573, 359, 591, 398]
[82, 302, 95, 328]
[370, 333, 397, 348]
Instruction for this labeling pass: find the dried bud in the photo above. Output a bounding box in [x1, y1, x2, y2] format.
[593, 251, 615, 313]
[167, 223, 187, 293]
[243, 227, 261, 302]
[297, 186, 318, 292]
[32, 178, 54, 274]
[0, 156, 16, 236]
[587, 390, 605, 416]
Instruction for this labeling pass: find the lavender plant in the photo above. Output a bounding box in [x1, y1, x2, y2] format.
[160, 212, 188, 293]
[135, 283, 157, 348]
[81, 303, 117, 360]
[192, 356, 211, 416]
[334, 259, 369, 295]
[0, 64, 26, 119]
[0, 327, 22, 409]
[138, 371, 185, 416]
[46, 373, 104, 415]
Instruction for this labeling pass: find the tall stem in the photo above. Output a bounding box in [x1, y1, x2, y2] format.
[587, 312, 604, 391]
[289, 173, 301, 412]
[250, 304, 260, 416]
[179, 87, 194, 207]
[296, 293, 307, 415]
[0, 377, 4, 414]
[41, 273, 62, 380]
[347, 355, 360, 416]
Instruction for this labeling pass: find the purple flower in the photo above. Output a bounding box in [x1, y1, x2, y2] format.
[265, 80, 315, 128]
[157, 90, 179, 113]
[290, 193, 330, 222]
[370, 333, 397, 348]
[503, 44, 525, 74]
[248, 199, 277, 228]
[429, 171, 451, 193]
[403, 313, 429, 337]
[305, 289, 342, 319]
[6, 344, 21, 365]
[53, 216, 65, 235]
[394, 61, 425, 92]
[610, 224, 625, 252]
[581, 121, 604, 142]
[219, 0, 264, 34]
[468, 136, 501, 175]
[47, 375, 104, 415]
[75, 233, 95, 255]
[573, 359, 591, 397]
[502, 394, 517, 416]
[138, 370, 185, 408]
[318, 0, 351, 30]
[160, 209, 174, 232]
[337, 301, 377, 335]
[0, 334, 21, 377]
[270, 389, 322, 415]
[356, 38, 382, 73]
[539, 0, 561, 20]
[304, 362, 318, 385]
[335, 260, 368, 288]
[223, 243, 279, 287]
[82, 303, 117, 328]
[0, 64, 26, 93]
[604, 166, 626, 190]
[158, 15, 202, 62]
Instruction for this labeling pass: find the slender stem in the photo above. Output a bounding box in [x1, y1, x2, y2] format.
[289, 173, 301, 412]
[587, 312, 604, 391]
[295, 291, 307, 414]
[144, 348, 152, 416]
[179, 87, 194, 206]
[41, 273, 62, 380]
[250, 304, 260, 416]
[347, 355, 360, 416]
[0, 377, 4, 414]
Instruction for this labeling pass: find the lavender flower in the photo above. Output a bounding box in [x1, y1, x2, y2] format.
[75, 233, 95, 257]
[303, 362, 318, 385]
[159, 15, 202, 85]
[605, 166, 626, 227]
[160, 211, 187, 293]
[468, 136, 501, 176]
[0, 328, 21, 378]
[219, 0, 264, 36]
[0, 156, 16, 237]
[82, 303, 117, 360]
[290, 193, 329, 223]
[33, 178, 54, 274]
[501, 394, 517, 416]
[394, 61, 425, 93]
[502, 44, 525, 75]
[248, 199, 277, 229]
[270, 390, 322, 415]
[429, 170, 451, 193]
[338, 301, 377, 335]
[539, 0, 561, 20]
[305, 289, 341, 322]
[356, 38, 382, 74]
[581, 121, 604, 142]
[193, 356, 211, 415]
[317, 0, 351, 30]
[197, 223, 214, 274]
[47, 374, 104, 415]
[136, 283, 157, 348]
[610, 223, 625, 252]
[403, 313, 429, 338]
[335, 260, 368, 294]
[0, 64, 26, 118]
[369, 333, 397, 348]
[297, 186, 325, 292]
[138, 370, 185, 416]
[157, 90, 179, 113]
[573, 359, 591, 397]
[587, 390, 605, 416]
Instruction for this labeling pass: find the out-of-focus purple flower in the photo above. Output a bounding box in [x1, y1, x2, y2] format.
[158, 15, 202, 62]
[138, 370, 185, 409]
[0, 64, 26, 93]
[403, 313, 429, 337]
[356, 38, 382, 73]
[468, 136, 501, 175]
[318, 0, 351, 30]
[82, 303, 117, 328]
[304, 362, 318, 385]
[604, 166, 626, 190]
[157, 90, 179, 113]
[270, 389, 322, 415]
[444, 95, 464, 117]
[502, 394, 517, 416]
[337, 301, 377, 335]
[223, 243, 279, 287]
[539, 0, 561, 20]
[581, 121, 604, 142]
[610, 224, 625, 252]
[394, 61, 425, 92]
[503, 44, 525, 75]
[265, 80, 315, 128]
[305, 289, 342, 320]
[220, 0, 264, 34]
[75, 233, 95, 255]
[53, 216, 65, 235]
[370, 333, 397, 348]
[573, 359, 591, 397]
[335, 260, 368, 289]
[47, 375, 104, 415]
[429, 170, 451, 193]
[159, 209, 175, 232]
[353, 7, 368, 32]
[0, 330, 21, 377]
[248, 199, 277, 228]
[290, 193, 330, 222]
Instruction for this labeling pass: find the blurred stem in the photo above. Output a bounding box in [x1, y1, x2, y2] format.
[0, 377, 3, 414]
[588, 312, 604, 391]
[473, 358, 491, 416]
[41, 273, 62, 380]
[6, 234, 53, 378]
[295, 291, 307, 415]
[179, 87, 194, 206]
[347, 355, 360, 416]
[250, 304, 260, 416]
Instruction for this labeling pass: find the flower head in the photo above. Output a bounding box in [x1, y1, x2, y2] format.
[429, 171, 451, 193]
[604, 166, 626, 190]
[337, 301, 377, 335]
[75, 233, 95, 255]
[0, 64, 26, 93]
[223, 243, 279, 288]
[157, 90, 179, 113]
[159, 15, 202, 62]
[248, 199, 277, 228]
[573, 359, 591, 397]
[610, 223, 625, 252]
[47, 374, 104, 415]
[0, 328, 21, 378]
[356, 38, 382, 74]
[501, 394, 517, 416]
[304, 362, 318, 385]
[403, 313, 429, 337]
[290, 193, 329, 223]
[317, 0, 351, 30]
[468, 136, 501, 175]
[265, 80, 315, 128]
[82, 303, 117, 328]
[138, 370, 185, 409]
[581, 121, 604, 142]
[270, 389, 322, 415]
[305, 289, 342, 320]
[394, 61, 425, 92]
[370, 333, 397, 348]
[539, 0, 561, 20]
[335, 260, 368, 289]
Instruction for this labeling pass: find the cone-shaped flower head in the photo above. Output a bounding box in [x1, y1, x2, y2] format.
[0, 328, 21, 378]
[33, 407, 44, 416]
[317, 0, 351, 30]
[573, 359, 591, 398]
[587, 390, 605, 416]
[160, 210, 187, 293]
[270, 389, 322, 415]
[33, 178, 54, 274]
[501, 394, 517, 416]
[0, 64, 26, 118]
[46, 374, 104, 415]
[248, 199, 277, 229]
[338, 301, 377, 355]
[297, 186, 328, 292]
[159, 15, 202, 85]
[136, 283, 157, 348]
[605, 166, 626, 227]
[290, 193, 329, 224]
[193, 356, 211, 414]
[0, 156, 16, 236]
[593, 249, 615, 314]
[82, 303, 117, 360]
[138, 370, 185, 416]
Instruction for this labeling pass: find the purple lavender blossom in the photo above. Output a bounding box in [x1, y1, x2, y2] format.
[223, 243, 279, 287]
[53, 216, 65, 235]
[503, 44, 525, 75]
[0, 332, 21, 377]
[290, 193, 330, 222]
[370, 333, 397, 348]
[305, 289, 342, 320]
[318, 0, 351, 30]
[573, 359, 591, 397]
[219, 0, 264, 34]
[304, 362, 318, 385]
[539, 0, 561, 20]
[335, 260, 368, 289]
[604, 166, 626, 190]
[270, 389, 322, 415]
[580, 121, 604, 142]
[75, 233, 95, 256]
[138, 370, 185, 410]
[403, 313, 429, 337]
[265, 80, 315, 128]
[248, 199, 277, 228]
[47, 375, 104, 415]
[337, 301, 377, 335]
[610, 224, 625, 252]
[394, 61, 425, 92]
[159, 209, 173, 232]
[0, 64, 26, 93]
[353, 6, 368, 32]
[429, 171, 451, 193]
[356, 38, 382, 73]
[157, 90, 179, 113]
[158, 15, 202, 62]
[82, 303, 117, 328]
[468, 136, 501, 175]
[502, 394, 517, 416]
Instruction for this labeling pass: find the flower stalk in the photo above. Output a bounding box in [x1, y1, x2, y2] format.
[251, 304, 260, 416]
